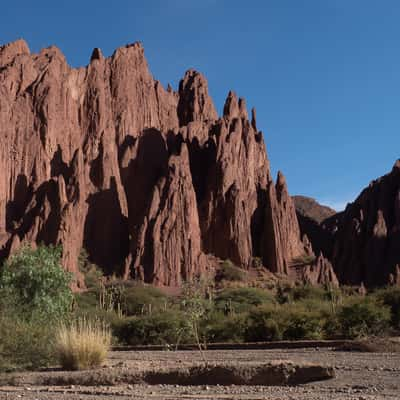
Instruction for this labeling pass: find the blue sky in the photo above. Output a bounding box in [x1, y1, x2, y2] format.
[2, 1, 399, 210]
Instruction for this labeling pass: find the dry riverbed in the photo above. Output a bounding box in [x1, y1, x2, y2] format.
[1, 347, 399, 399]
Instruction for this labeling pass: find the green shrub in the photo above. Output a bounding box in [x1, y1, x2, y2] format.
[294, 297, 334, 315]
[75, 306, 123, 331]
[78, 249, 103, 289]
[202, 312, 247, 343]
[244, 306, 282, 342]
[215, 260, 246, 282]
[282, 313, 323, 340]
[323, 313, 342, 339]
[0, 313, 56, 372]
[75, 289, 99, 311]
[338, 297, 391, 339]
[215, 287, 274, 313]
[74, 283, 168, 322]
[374, 287, 400, 330]
[0, 246, 75, 371]
[121, 285, 167, 316]
[83, 266, 103, 289]
[275, 284, 292, 304]
[0, 245, 73, 321]
[113, 311, 189, 346]
[279, 303, 324, 340]
[291, 285, 326, 301]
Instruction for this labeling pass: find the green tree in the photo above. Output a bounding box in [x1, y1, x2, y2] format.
[0, 245, 73, 321]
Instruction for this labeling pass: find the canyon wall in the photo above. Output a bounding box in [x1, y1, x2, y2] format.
[329, 161, 400, 286]
[0, 39, 333, 287]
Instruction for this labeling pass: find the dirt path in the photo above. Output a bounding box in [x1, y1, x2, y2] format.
[1, 348, 399, 399]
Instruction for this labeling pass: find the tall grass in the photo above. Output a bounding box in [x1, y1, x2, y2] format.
[56, 318, 111, 370]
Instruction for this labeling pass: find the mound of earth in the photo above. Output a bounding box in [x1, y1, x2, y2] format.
[1, 361, 334, 387]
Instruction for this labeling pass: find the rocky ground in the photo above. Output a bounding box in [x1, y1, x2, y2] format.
[1, 348, 399, 399]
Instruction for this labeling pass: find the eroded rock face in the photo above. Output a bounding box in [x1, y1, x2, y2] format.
[329, 161, 400, 286]
[301, 253, 339, 288]
[293, 195, 337, 258]
[0, 39, 317, 287]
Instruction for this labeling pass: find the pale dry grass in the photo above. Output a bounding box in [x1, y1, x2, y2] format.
[55, 318, 111, 370]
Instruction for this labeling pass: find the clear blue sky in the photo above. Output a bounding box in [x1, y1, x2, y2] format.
[2, 1, 399, 210]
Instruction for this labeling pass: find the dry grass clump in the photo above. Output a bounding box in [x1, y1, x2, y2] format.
[55, 318, 111, 370]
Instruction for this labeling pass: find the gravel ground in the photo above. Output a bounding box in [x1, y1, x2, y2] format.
[1, 348, 399, 399]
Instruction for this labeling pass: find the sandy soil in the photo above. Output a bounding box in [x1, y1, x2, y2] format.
[1, 348, 399, 399]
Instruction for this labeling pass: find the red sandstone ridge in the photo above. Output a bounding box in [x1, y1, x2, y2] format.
[328, 160, 400, 287]
[295, 161, 400, 287]
[0, 39, 335, 287]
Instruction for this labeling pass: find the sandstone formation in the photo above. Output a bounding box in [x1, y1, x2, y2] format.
[299, 253, 339, 288]
[0, 39, 335, 287]
[327, 161, 400, 286]
[295, 162, 400, 287]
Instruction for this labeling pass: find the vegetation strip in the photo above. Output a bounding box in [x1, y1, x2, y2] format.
[1, 246, 400, 373]
[112, 340, 351, 351]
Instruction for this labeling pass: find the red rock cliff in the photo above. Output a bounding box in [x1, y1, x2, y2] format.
[0, 39, 320, 286]
[329, 161, 400, 286]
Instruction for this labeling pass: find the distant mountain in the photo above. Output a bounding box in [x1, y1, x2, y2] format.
[292, 196, 336, 258]
[293, 196, 336, 224]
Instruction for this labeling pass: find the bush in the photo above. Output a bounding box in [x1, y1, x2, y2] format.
[113, 311, 189, 346]
[215, 287, 274, 313]
[244, 306, 282, 342]
[78, 249, 103, 289]
[56, 318, 111, 370]
[275, 284, 293, 304]
[75, 289, 99, 311]
[282, 310, 323, 340]
[83, 265, 103, 290]
[291, 285, 326, 301]
[121, 285, 167, 316]
[374, 287, 400, 330]
[0, 246, 74, 371]
[323, 314, 342, 339]
[215, 260, 246, 282]
[338, 297, 391, 339]
[0, 245, 73, 320]
[0, 313, 56, 372]
[202, 312, 247, 343]
[294, 297, 334, 316]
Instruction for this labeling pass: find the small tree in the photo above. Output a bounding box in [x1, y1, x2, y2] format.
[0, 245, 73, 321]
[180, 278, 208, 363]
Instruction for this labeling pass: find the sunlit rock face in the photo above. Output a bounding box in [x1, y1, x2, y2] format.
[0, 39, 328, 287]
